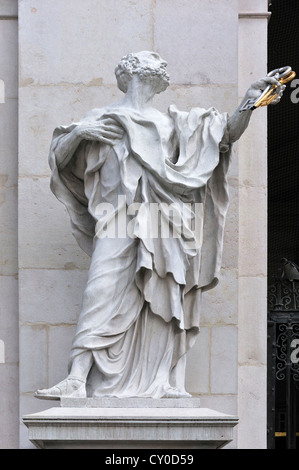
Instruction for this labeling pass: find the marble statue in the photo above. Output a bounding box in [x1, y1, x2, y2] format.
[35, 51, 284, 400]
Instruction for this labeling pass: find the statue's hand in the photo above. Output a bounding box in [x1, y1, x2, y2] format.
[77, 117, 125, 144]
[247, 76, 286, 105]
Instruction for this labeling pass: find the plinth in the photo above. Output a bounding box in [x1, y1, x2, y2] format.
[23, 398, 238, 449]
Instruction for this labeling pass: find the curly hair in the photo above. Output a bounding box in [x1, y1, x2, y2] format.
[115, 53, 169, 93]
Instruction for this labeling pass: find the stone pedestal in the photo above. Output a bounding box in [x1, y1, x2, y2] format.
[22, 398, 238, 449]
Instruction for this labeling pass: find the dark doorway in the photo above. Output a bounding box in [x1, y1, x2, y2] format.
[268, 0, 299, 279]
[267, 0, 299, 449]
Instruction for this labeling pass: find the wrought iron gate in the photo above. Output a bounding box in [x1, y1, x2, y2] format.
[267, 259, 299, 449]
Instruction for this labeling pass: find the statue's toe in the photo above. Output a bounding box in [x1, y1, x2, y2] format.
[34, 377, 86, 400]
[163, 387, 192, 398]
[34, 385, 62, 400]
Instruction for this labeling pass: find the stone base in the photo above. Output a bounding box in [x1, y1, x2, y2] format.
[60, 397, 202, 408]
[22, 398, 238, 449]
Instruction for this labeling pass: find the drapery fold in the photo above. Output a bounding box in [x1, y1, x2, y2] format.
[48, 105, 231, 397]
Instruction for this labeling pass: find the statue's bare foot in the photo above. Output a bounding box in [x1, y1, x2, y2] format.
[34, 376, 86, 400]
[163, 387, 192, 398]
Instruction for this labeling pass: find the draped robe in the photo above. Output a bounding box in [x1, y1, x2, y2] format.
[48, 104, 231, 398]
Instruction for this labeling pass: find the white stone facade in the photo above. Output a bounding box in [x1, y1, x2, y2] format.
[0, 0, 269, 448]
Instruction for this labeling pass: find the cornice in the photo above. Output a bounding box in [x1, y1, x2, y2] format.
[239, 12, 272, 20]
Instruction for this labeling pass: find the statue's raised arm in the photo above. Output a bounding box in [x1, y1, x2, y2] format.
[225, 75, 285, 145]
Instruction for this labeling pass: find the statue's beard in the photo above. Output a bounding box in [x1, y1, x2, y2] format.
[137, 65, 170, 93]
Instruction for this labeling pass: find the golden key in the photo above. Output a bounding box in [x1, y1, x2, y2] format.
[239, 66, 296, 112]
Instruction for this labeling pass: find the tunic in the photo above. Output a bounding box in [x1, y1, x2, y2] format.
[48, 104, 231, 397]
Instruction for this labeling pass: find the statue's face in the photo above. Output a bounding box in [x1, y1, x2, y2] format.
[135, 51, 170, 93]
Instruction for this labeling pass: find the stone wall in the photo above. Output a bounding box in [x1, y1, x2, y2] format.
[237, 0, 269, 449]
[0, 0, 19, 449]
[0, 0, 269, 449]
[17, 0, 239, 448]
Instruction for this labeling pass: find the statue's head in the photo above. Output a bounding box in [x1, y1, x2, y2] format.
[115, 51, 170, 94]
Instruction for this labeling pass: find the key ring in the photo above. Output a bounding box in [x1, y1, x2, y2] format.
[239, 66, 296, 112]
[268, 66, 293, 80]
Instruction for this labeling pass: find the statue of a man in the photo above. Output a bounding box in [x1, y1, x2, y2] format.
[36, 51, 284, 399]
